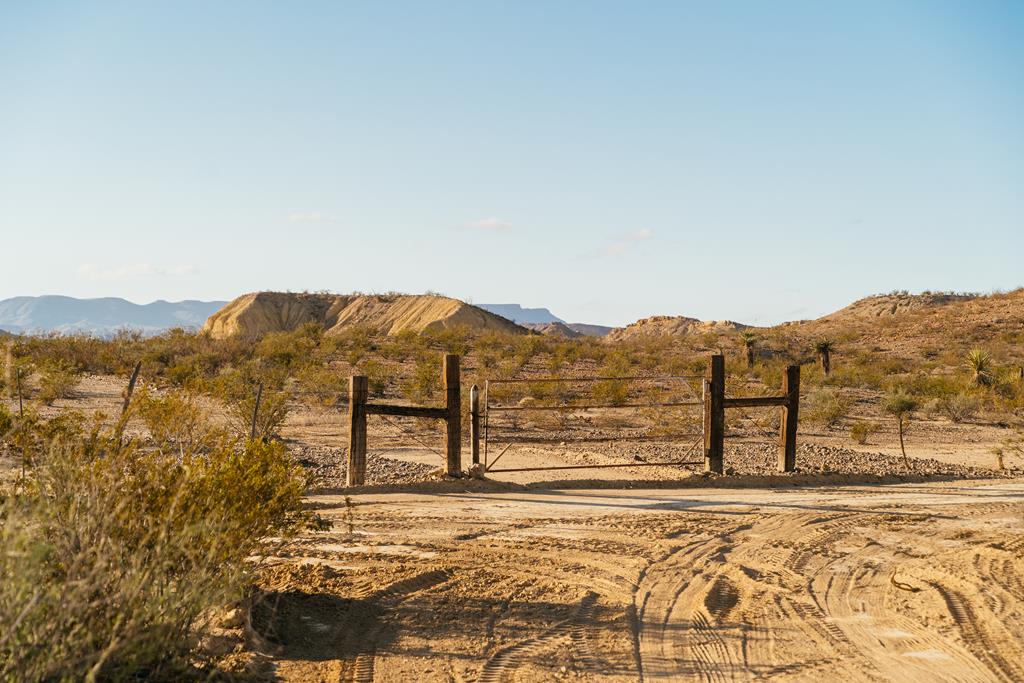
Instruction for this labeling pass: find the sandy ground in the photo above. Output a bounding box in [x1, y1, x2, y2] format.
[8, 375, 1024, 681]
[244, 479, 1024, 682]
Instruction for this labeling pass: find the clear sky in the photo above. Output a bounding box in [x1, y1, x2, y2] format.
[1, 2, 1021, 326]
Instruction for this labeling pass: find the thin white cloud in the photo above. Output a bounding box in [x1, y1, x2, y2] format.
[602, 228, 654, 256]
[77, 263, 198, 281]
[287, 211, 338, 223]
[465, 217, 513, 231]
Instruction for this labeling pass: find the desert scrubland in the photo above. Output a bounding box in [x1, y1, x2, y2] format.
[2, 289, 1024, 681]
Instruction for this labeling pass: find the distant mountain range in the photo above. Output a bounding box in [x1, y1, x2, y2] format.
[0, 295, 615, 338]
[0, 296, 228, 336]
[477, 304, 612, 336]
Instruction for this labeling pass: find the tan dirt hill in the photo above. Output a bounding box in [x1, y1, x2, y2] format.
[605, 315, 750, 342]
[202, 292, 526, 339]
[819, 290, 981, 321]
[779, 288, 1024, 359]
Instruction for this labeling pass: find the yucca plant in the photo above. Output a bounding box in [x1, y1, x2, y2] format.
[741, 332, 757, 369]
[814, 339, 835, 376]
[965, 348, 994, 387]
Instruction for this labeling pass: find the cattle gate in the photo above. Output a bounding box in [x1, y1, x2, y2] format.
[346, 353, 799, 485]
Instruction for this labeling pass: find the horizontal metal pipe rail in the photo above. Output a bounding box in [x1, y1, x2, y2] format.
[722, 396, 789, 408]
[485, 374, 704, 385]
[485, 460, 705, 473]
[485, 432, 703, 445]
[487, 400, 702, 412]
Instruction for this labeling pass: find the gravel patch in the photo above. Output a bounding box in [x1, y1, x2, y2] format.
[289, 444, 437, 488]
[724, 441, 1006, 478]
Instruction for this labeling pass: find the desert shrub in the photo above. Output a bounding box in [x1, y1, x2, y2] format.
[804, 387, 853, 428]
[849, 420, 880, 444]
[548, 341, 580, 372]
[0, 432, 309, 681]
[513, 335, 550, 367]
[0, 402, 12, 440]
[136, 387, 222, 453]
[938, 392, 982, 423]
[256, 323, 322, 367]
[227, 386, 291, 440]
[380, 329, 424, 362]
[162, 352, 213, 388]
[37, 359, 80, 405]
[325, 324, 376, 365]
[902, 372, 961, 400]
[426, 325, 472, 356]
[402, 353, 441, 404]
[360, 359, 390, 397]
[295, 363, 347, 406]
[478, 349, 499, 370]
[593, 353, 633, 406]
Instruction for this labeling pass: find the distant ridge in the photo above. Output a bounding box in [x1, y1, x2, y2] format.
[477, 304, 612, 337]
[0, 295, 227, 336]
[477, 304, 564, 325]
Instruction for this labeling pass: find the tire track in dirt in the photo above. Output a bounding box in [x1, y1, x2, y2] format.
[815, 555, 992, 682]
[930, 582, 1024, 683]
[634, 527, 778, 682]
[339, 569, 450, 683]
[476, 592, 599, 683]
[728, 513, 880, 680]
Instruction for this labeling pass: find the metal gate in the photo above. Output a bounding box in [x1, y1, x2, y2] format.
[480, 374, 706, 474]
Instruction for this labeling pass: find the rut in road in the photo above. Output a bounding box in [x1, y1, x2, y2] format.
[632, 510, 1019, 681]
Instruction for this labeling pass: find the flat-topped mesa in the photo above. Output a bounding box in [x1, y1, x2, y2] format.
[202, 291, 527, 339]
[605, 315, 750, 342]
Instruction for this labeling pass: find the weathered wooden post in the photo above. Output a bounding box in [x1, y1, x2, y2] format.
[444, 354, 462, 477]
[704, 354, 725, 474]
[121, 361, 142, 418]
[778, 365, 800, 472]
[470, 383, 480, 466]
[115, 360, 143, 446]
[250, 382, 264, 441]
[347, 375, 368, 486]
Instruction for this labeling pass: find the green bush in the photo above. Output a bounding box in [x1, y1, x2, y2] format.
[849, 420, 880, 444]
[36, 360, 81, 405]
[402, 353, 441, 404]
[359, 359, 389, 397]
[593, 353, 633, 406]
[295, 363, 347, 406]
[804, 387, 853, 428]
[135, 387, 223, 453]
[227, 386, 291, 440]
[937, 392, 982, 423]
[255, 323, 322, 367]
[0, 425, 310, 681]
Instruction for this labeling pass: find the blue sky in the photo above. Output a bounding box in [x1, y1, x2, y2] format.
[1, 2, 1021, 326]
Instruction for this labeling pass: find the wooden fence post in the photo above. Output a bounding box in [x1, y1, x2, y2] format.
[778, 365, 800, 472]
[250, 382, 264, 441]
[704, 354, 725, 474]
[470, 384, 480, 466]
[115, 360, 143, 446]
[444, 354, 462, 477]
[347, 375, 368, 486]
[121, 361, 142, 418]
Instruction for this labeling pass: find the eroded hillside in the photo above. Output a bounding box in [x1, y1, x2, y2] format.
[203, 292, 527, 339]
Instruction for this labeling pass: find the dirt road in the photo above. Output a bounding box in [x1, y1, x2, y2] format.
[248, 479, 1024, 682]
